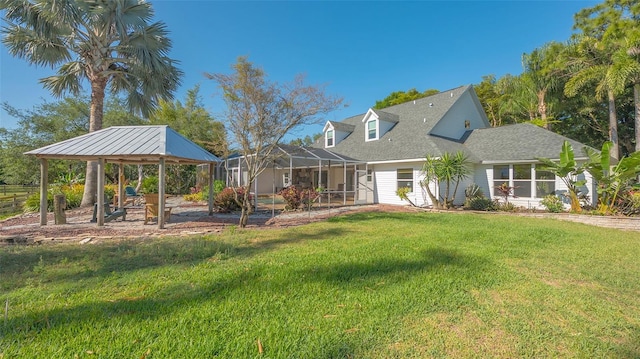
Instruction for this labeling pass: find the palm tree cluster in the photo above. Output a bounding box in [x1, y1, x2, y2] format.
[474, 0, 640, 159]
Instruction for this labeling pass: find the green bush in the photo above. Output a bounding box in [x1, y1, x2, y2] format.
[498, 202, 517, 212]
[279, 186, 320, 210]
[214, 187, 249, 212]
[468, 197, 496, 211]
[23, 184, 86, 212]
[141, 176, 159, 194]
[183, 180, 227, 202]
[617, 190, 640, 216]
[540, 194, 564, 213]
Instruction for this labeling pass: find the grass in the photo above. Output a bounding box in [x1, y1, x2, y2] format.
[1, 211, 639, 358]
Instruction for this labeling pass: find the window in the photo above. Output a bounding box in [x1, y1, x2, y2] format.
[367, 168, 372, 182]
[326, 129, 334, 147]
[513, 164, 532, 198]
[492, 165, 509, 194]
[492, 164, 557, 199]
[283, 172, 291, 187]
[535, 165, 555, 198]
[367, 120, 377, 141]
[397, 168, 413, 192]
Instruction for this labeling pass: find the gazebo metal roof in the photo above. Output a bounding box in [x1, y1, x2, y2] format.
[25, 125, 220, 229]
[25, 125, 220, 164]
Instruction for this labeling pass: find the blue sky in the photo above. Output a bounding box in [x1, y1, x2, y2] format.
[0, 0, 598, 140]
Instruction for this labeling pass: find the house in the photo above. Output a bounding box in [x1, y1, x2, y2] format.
[228, 85, 596, 209]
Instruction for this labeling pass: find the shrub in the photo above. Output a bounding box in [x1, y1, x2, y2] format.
[396, 186, 416, 207]
[214, 187, 248, 212]
[141, 176, 159, 194]
[279, 186, 320, 210]
[468, 198, 495, 211]
[464, 183, 484, 200]
[497, 201, 517, 212]
[183, 180, 227, 202]
[540, 194, 564, 213]
[617, 190, 640, 216]
[23, 184, 86, 212]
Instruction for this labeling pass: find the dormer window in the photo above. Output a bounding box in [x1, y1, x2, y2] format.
[326, 129, 334, 147]
[367, 119, 377, 141]
[322, 120, 355, 147]
[362, 109, 396, 142]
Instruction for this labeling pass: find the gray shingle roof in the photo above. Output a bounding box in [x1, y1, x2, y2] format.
[312, 85, 592, 164]
[316, 85, 473, 162]
[463, 123, 592, 162]
[25, 125, 220, 164]
[327, 121, 355, 133]
[371, 109, 399, 123]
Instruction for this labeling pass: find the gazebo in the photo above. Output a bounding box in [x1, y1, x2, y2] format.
[25, 125, 221, 229]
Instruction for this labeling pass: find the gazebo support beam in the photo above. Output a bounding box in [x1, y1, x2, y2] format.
[158, 157, 166, 230]
[208, 162, 214, 216]
[118, 163, 124, 209]
[97, 158, 105, 226]
[39, 158, 48, 226]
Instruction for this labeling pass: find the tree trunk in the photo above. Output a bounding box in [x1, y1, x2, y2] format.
[635, 83, 640, 153]
[239, 186, 250, 228]
[135, 165, 144, 193]
[607, 90, 619, 160]
[421, 180, 441, 209]
[538, 90, 549, 130]
[80, 79, 107, 207]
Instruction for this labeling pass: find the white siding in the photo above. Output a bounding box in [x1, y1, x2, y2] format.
[373, 162, 436, 207]
[431, 91, 487, 140]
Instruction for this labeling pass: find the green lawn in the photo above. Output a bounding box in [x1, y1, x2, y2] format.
[1, 212, 639, 358]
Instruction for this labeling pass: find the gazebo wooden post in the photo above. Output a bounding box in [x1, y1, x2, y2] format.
[39, 158, 48, 226]
[118, 163, 125, 209]
[97, 158, 105, 226]
[158, 157, 166, 229]
[208, 162, 214, 216]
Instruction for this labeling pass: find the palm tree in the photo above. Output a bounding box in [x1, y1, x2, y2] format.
[564, 36, 621, 159]
[521, 42, 565, 129]
[1, 0, 182, 206]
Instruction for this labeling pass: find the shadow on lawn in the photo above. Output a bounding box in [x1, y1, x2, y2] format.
[0, 226, 352, 292]
[299, 247, 481, 285]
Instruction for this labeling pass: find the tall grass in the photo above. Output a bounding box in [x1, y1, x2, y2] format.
[1, 212, 639, 358]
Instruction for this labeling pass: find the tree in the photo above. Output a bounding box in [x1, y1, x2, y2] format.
[0, 96, 144, 185]
[206, 57, 342, 227]
[493, 73, 538, 124]
[1, 0, 182, 206]
[149, 85, 228, 194]
[520, 42, 566, 129]
[373, 88, 439, 109]
[419, 151, 471, 209]
[474, 75, 504, 127]
[288, 133, 321, 147]
[569, 0, 640, 158]
[536, 141, 586, 213]
[583, 141, 640, 214]
[150, 85, 227, 157]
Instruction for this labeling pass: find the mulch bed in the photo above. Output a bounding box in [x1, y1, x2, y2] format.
[0, 203, 415, 245]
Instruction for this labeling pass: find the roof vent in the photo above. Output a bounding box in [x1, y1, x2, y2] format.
[450, 92, 453, 97]
[429, 103, 433, 107]
[423, 118, 426, 123]
[413, 100, 416, 104]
